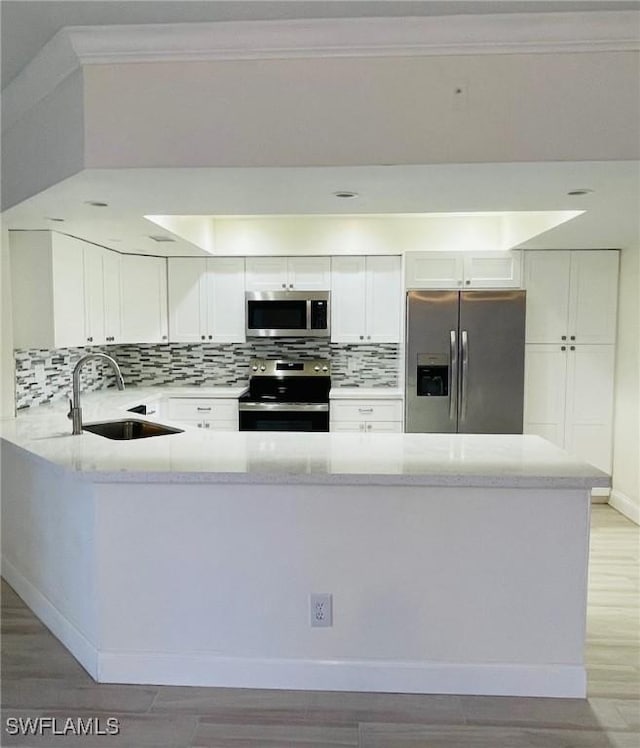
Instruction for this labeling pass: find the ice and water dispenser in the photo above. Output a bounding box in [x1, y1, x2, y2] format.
[416, 354, 449, 397]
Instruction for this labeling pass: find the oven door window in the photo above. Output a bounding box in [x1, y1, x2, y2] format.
[247, 300, 307, 331]
[239, 409, 329, 432]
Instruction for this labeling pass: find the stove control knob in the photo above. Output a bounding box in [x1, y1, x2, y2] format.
[260, 365, 266, 372]
[252, 365, 258, 371]
[314, 365, 321, 372]
[322, 366, 328, 372]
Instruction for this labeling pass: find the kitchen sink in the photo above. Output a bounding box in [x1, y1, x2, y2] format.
[83, 419, 184, 440]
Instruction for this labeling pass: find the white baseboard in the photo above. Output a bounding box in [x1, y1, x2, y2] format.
[1, 554, 586, 697]
[1, 556, 99, 679]
[98, 651, 586, 698]
[591, 487, 611, 501]
[609, 489, 640, 525]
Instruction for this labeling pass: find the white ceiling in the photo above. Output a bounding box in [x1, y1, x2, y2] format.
[3, 0, 640, 88]
[2, 2, 639, 255]
[4, 162, 638, 256]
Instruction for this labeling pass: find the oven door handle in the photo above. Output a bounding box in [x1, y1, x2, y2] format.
[238, 402, 329, 412]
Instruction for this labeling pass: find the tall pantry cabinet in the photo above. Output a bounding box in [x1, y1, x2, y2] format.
[523, 250, 619, 475]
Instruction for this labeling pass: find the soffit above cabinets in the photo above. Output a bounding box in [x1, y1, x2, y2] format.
[145, 211, 583, 257]
[3, 161, 637, 256]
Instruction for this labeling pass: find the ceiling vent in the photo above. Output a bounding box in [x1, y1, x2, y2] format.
[148, 235, 176, 242]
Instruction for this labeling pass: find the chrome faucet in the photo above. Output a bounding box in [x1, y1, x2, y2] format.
[68, 353, 125, 435]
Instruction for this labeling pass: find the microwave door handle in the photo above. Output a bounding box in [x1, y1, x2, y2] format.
[306, 299, 312, 331]
[449, 330, 457, 421]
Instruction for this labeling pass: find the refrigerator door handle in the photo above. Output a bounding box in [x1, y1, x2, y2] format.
[449, 330, 458, 421]
[460, 330, 469, 421]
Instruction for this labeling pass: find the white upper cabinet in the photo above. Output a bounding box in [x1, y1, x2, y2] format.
[523, 251, 571, 344]
[523, 250, 619, 344]
[331, 255, 401, 343]
[462, 252, 522, 289]
[331, 256, 367, 342]
[83, 245, 105, 346]
[404, 252, 464, 289]
[83, 246, 122, 346]
[120, 255, 168, 344]
[102, 249, 122, 344]
[168, 258, 204, 343]
[168, 257, 245, 343]
[245, 256, 330, 291]
[568, 251, 619, 345]
[207, 258, 245, 342]
[11, 231, 86, 349]
[405, 251, 521, 289]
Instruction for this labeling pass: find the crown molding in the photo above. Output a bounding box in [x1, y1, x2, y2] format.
[3, 12, 639, 131]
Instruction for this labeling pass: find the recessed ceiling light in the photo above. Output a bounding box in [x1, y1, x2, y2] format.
[85, 200, 109, 207]
[333, 191, 359, 199]
[567, 189, 594, 196]
[45, 217, 65, 222]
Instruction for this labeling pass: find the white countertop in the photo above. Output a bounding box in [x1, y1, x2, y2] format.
[329, 387, 403, 399]
[0, 387, 609, 489]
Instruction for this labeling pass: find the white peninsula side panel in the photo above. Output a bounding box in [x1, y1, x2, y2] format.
[1, 427, 596, 699]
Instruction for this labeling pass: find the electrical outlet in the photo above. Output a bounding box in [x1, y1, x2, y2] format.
[310, 593, 333, 627]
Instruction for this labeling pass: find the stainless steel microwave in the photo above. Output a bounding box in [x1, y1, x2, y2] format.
[245, 291, 330, 338]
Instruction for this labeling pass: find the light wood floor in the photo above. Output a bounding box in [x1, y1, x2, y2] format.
[1, 505, 638, 747]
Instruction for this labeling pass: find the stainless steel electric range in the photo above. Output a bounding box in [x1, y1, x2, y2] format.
[238, 359, 331, 432]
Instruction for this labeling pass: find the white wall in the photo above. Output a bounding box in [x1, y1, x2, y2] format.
[1, 69, 85, 211]
[0, 225, 15, 418]
[611, 246, 640, 524]
[83, 51, 640, 169]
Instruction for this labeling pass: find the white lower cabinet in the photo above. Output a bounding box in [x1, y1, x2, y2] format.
[166, 398, 239, 431]
[524, 344, 615, 473]
[330, 399, 403, 433]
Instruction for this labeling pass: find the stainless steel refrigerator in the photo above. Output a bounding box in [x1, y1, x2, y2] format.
[405, 290, 526, 433]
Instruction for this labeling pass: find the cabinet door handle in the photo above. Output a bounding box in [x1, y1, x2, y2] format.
[465, 280, 471, 285]
[282, 283, 286, 289]
[561, 346, 566, 351]
[570, 336, 575, 341]
[359, 335, 364, 340]
[162, 335, 167, 340]
[570, 346, 575, 351]
[197, 406, 212, 412]
[289, 284, 294, 289]
[366, 423, 372, 431]
[358, 407, 373, 413]
[561, 335, 567, 341]
[87, 336, 93, 343]
[208, 335, 212, 340]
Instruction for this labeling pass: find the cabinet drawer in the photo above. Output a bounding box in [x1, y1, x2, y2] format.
[167, 398, 238, 422]
[331, 399, 403, 423]
[331, 420, 402, 433]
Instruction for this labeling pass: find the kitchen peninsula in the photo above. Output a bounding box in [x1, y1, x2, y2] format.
[1, 388, 608, 699]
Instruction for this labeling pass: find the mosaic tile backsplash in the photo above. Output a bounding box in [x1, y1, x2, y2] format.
[15, 341, 400, 409]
